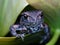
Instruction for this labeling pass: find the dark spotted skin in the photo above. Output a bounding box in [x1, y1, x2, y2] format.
[10, 10, 50, 43]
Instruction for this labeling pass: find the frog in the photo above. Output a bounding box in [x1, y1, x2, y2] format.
[10, 10, 50, 44]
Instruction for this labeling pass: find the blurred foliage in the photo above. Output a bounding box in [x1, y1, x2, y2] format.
[0, 0, 28, 36]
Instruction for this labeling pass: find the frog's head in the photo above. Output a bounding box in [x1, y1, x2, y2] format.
[20, 10, 43, 26]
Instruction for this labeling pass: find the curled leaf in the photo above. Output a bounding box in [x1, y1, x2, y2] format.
[0, 0, 28, 36]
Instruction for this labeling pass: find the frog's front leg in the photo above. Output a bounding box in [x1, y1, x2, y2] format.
[40, 24, 50, 44]
[10, 25, 19, 37]
[10, 25, 27, 41]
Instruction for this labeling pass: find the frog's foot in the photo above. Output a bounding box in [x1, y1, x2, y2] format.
[10, 25, 20, 36]
[16, 34, 25, 41]
[10, 24, 27, 41]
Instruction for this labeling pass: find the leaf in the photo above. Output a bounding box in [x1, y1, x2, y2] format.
[0, 0, 28, 36]
[0, 32, 43, 45]
[26, 0, 60, 45]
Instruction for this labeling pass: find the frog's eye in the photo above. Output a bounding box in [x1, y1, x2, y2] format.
[37, 14, 43, 20]
[38, 15, 41, 19]
[24, 14, 29, 19]
[21, 14, 29, 20]
[37, 14, 43, 21]
[40, 14, 43, 17]
[21, 12, 29, 19]
[39, 12, 43, 17]
[38, 11, 43, 17]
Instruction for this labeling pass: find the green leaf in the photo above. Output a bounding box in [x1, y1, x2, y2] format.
[0, 32, 44, 45]
[26, 0, 60, 45]
[0, 0, 28, 36]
